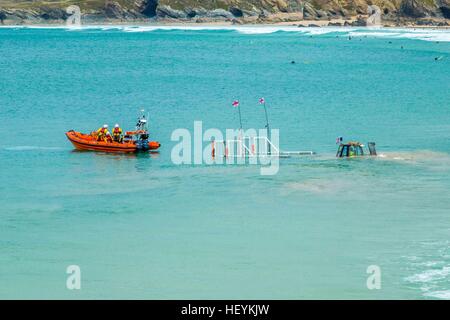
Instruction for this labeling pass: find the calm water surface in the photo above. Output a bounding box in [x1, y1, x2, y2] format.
[0, 26, 449, 299]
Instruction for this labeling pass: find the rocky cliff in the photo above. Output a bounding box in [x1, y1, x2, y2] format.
[0, 0, 449, 25]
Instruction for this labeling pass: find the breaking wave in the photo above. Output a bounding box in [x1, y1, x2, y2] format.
[3, 25, 450, 42]
[405, 266, 450, 300]
[405, 266, 450, 284]
[347, 27, 450, 42]
[424, 290, 450, 299]
[404, 241, 450, 300]
[107, 25, 450, 42]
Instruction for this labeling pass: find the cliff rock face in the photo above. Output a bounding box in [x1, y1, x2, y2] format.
[400, 0, 441, 17]
[104, 1, 126, 19]
[0, 0, 449, 24]
[437, 0, 450, 18]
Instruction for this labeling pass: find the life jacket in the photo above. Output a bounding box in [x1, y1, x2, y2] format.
[113, 127, 122, 135]
[97, 127, 108, 135]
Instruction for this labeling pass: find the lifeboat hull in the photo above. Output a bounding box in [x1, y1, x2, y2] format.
[66, 130, 160, 153]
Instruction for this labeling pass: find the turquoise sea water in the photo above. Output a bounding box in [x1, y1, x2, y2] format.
[0, 26, 450, 299]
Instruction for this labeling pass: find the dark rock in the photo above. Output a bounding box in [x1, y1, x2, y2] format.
[416, 19, 436, 25]
[440, 5, 450, 18]
[303, 3, 317, 18]
[4, 13, 26, 23]
[259, 9, 270, 19]
[40, 7, 67, 20]
[328, 9, 337, 16]
[19, 10, 37, 20]
[126, 9, 144, 19]
[184, 7, 208, 18]
[328, 22, 342, 26]
[184, 8, 197, 18]
[207, 9, 234, 19]
[195, 8, 209, 16]
[242, 9, 259, 17]
[104, 1, 125, 19]
[0, 0, 448, 25]
[316, 10, 329, 20]
[285, 0, 303, 12]
[308, 23, 320, 27]
[0, 11, 7, 24]
[229, 6, 243, 17]
[140, 0, 158, 17]
[339, 8, 349, 16]
[156, 5, 187, 19]
[351, 17, 367, 26]
[400, 0, 436, 18]
[356, 8, 366, 15]
[3, 9, 36, 21]
[344, 20, 352, 26]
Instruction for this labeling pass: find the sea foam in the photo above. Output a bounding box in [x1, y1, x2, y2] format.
[96, 25, 450, 42]
[2, 25, 449, 42]
[424, 290, 450, 299]
[405, 266, 450, 283]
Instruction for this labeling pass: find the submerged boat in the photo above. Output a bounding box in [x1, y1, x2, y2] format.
[336, 141, 377, 158]
[66, 113, 161, 153]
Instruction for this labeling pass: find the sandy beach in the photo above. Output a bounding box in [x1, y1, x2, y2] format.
[2, 16, 449, 29]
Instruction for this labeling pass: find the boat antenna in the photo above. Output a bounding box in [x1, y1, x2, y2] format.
[136, 108, 148, 131]
[259, 97, 271, 154]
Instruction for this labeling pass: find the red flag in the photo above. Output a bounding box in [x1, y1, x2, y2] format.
[232, 100, 240, 107]
[259, 97, 265, 104]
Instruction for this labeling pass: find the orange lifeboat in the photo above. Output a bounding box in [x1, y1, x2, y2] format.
[66, 130, 160, 153]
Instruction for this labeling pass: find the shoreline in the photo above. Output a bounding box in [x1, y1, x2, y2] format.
[1, 10, 449, 29]
[1, 19, 450, 30]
